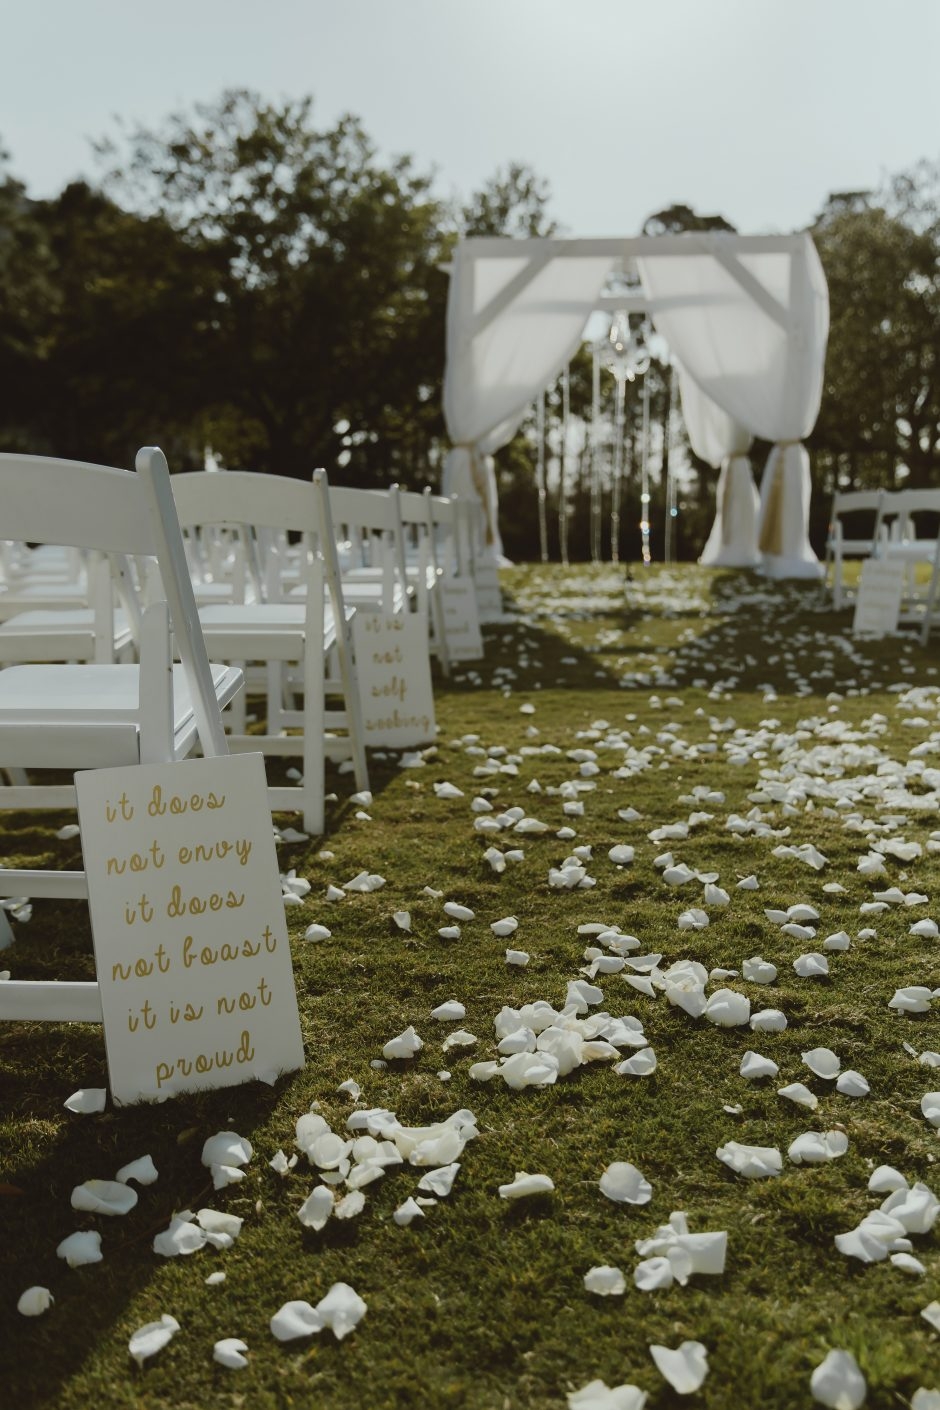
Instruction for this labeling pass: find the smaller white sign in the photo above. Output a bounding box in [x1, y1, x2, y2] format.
[443, 575, 484, 661]
[75, 753, 304, 1106]
[852, 559, 906, 637]
[353, 609, 436, 747]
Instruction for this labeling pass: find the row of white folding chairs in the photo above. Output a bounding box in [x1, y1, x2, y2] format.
[825, 487, 940, 624]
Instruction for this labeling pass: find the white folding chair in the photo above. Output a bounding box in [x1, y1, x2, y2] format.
[824, 490, 885, 611]
[0, 447, 244, 1024]
[322, 484, 411, 616]
[170, 468, 369, 834]
[877, 488, 940, 624]
[390, 485, 454, 675]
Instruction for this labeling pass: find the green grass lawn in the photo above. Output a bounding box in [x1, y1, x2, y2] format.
[1, 562, 939, 1409]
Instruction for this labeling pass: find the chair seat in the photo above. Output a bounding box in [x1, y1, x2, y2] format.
[0, 661, 241, 769]
[0, 608, 135, 659]
[0, 581, 89, 620]
[197, 602, 341, 658]
[883, 541, 938, 563]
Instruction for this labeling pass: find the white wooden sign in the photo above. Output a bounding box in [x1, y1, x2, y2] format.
[852, 559, 906, 637]
[352, 609, 436, 747]
[442, 575, 484, 661]
[75, 753, 304, 1106]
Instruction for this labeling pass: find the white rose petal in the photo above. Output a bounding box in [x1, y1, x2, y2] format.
[128, 1314, 180, 1367]
[599, 1161, 652, 1205]
[213, 1337, 249, 1369]
[64, 1088, 106, 1115]
[56, 1230, 103, 1267]
[650, 1340, 709, 1395]
[17, 1286, 53, 1316]
[71, 1179, 138, 1217]
[498, 1171, 555, 1199]
[810, 1348, 866, 1410]
[716, 1141, 782, 1179]
[583, 1265, 627, 1296]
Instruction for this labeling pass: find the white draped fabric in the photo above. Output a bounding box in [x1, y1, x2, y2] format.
[678, 365, 759, 568]
[442, 241, 612, 556]
[637, 234, 829, 578]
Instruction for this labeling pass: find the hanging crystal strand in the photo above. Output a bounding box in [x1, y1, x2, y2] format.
[664, 360, 678, 564]
[590, 349, 601, 563]
[559, 363, 570, 567]
[536, 389, 548, 563]
[611, 372, 625, 565]
[640, 329, 652, 565]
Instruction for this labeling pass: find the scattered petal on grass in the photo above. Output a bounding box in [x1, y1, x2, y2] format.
[599, 1162, 652, 1205]
[567, 1378, 648, 1409]
[741, 1051, 779, 1081]
[56, 1231, 103, 1267]
[751, 1009, 788, 1032]
[17, 1286, 53, 1316]
[810, 1348, 866, 1409]
[315, 1283, 367, 1339]
[71, 1179, 138, 1216]
[270, 1300, 321, 1341]
[868, 1166, 908, 1195]
[836, 1070, 870, 1097]
[889, 987, 934, 1013]
[116, 1155, 158, 1186]
[444, 902, 475, 921]
[615, 1048, 657, 1077]
[393, 1197, 425, 1226]
[64, 1088, 106, 1115]
[333, 1190, 366, 1220]
[205, 1271, 226, 1285]
[432, 1000, 466, 1021]
[417, 1163, 460, 1197]
[506, 949, 531, 966]
[583, 1265, 627, 1296]
[650, 1340, 709, 1395]
[202, 1132, 252, 1171]
[153, 1213, 207, 1257]
[788, 1131, 850, 1165]
[890, 1251, 926, 1274]
[304, 923, 332, 942]
[742, 957, 777, 984]
[213, 1338, 249, 1369]
[344, 871, 386, 893]
[716, 1141, 782, 1179]
[794, 953, 829, 978]
[911, 1391, 940, 1410]
[778, 1083, 819, 1110]
[922, 1093, 940, 1128]
[803, 1047, 841, 1079]
[704, 988, 750, 1026]
[491, 916, 519, 936]
[129, 1314, 180, 1368]
[298, 1186, 334, 1231]
[382, 1026, 423, 1060]
[499, 1171, 555, 1199]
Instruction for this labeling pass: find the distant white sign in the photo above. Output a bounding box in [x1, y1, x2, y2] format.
[353, 609, 436, 747]
[852, 559, 906, 637]
[75, 753, 304, 1106]
[442, 576, 484, 661]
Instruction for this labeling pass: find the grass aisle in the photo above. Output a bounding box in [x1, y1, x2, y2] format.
[1, 563, 939, 1409]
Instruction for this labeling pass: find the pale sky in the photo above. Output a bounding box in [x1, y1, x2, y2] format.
[3, 0, 939, 234]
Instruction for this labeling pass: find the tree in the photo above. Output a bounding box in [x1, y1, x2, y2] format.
[460, 163, 558, 239]
[810, 181, 940, 501]
[97, 90, 452, 483]
[0, 145, 59, 450]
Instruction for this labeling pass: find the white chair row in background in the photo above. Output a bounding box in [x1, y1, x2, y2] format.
[824, 487, 940, 640]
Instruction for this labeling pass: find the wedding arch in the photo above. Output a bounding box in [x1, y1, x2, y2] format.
[442, 231, 829, 578]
